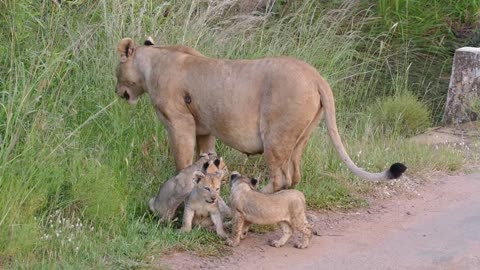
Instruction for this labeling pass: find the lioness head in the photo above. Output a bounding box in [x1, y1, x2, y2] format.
[230, 171, 258, 191]
[194, 161, 225, 204]
[115, 37, 155, 105]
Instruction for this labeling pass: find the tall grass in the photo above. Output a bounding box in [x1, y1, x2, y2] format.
[0, 0, 476, 268]
[373, 0, 480, 120]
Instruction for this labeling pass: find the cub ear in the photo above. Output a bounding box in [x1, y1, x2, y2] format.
[144, 36, 155, 46]
[117, 38, 135, 62]
[202, 161, 210, 172]
[213, 158, 221, 168]
[251, 178, 258, 186]
[192, 171, 205, 184]
[230, 171, 240, 181]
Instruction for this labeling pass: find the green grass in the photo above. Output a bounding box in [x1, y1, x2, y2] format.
[1, 0, 478, 268]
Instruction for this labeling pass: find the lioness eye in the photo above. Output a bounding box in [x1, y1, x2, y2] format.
[204, 187, 210, 191]
[216, 188, 220, 191]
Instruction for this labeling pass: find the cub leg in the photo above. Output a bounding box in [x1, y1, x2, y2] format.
[211, 211, 228, 239]
[226, 212, 244, 247]
[294, 221, 312, 249]
[218, 198, 231, 217]
[268, 221, 292, 248]
[180, 207, 195, 233]
[241, 221, 251, 240]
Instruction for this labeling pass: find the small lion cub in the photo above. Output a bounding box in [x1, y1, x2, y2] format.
[226, 172, 313, 248]
[149, 153, 228, 223]
[181, 160, 230, 238]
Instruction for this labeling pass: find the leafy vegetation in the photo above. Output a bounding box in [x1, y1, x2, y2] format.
[0, 0, 479, 268]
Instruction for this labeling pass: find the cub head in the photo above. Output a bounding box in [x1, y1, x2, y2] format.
[192, 168, 223, 204]
[229, 171, 258, 191]
[202, 157, 229, 181]
[115, 37, 155, 105]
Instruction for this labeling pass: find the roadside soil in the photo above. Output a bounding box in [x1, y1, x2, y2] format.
[157, 123, 480, 270]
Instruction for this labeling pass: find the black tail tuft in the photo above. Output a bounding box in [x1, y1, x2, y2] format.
[387, 163, 407, 179]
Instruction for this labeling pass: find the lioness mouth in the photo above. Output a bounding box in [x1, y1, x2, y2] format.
[206, 199, 215, 204]
[123, 91, 130, 100]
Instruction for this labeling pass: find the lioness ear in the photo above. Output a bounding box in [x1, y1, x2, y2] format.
[117, 38, 135, 62]
[192, 171, 205, 184]
[251, 178, 258, 186]
[144, 36, 155, 46]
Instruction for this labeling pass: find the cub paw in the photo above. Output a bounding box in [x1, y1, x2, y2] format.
[294, 242, 309, 249]
[268, 239, 283, 248]
[218, 231, 229, 239]
[179, 227, 190, 233]
[225, 238, 239, 247]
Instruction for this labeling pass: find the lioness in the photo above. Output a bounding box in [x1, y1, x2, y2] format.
[149, 153, 228, 223]
[115, 37, 406, 193]
[226, 172, 313, 248]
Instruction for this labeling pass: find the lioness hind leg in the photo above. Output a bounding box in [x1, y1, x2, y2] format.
[261, 120, 314, 192]
[268, 222, 292, 248]
[290, 110, 323, 187]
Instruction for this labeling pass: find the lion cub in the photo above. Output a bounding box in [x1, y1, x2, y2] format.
[181, 160, 230, 238]
[226, 172, 312, 248]
[149, 153, 228, 223]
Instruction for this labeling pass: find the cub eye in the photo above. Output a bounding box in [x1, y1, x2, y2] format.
[216, 188, 220, 191]
[204, 187, 210, 191]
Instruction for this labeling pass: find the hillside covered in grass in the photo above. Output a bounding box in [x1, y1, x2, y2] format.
[1, 0, 479, 268]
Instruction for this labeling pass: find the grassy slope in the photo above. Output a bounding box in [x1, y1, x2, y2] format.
[0, 0, 477, 268]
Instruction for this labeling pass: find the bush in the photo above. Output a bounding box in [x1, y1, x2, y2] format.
[369, 92, 431, 136]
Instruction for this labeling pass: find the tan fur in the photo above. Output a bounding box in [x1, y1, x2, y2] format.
[115, 38, 405, 193]
[148, 153, 228, 223]
[226, 172, 313, 248]
[180, 162, 230, 238]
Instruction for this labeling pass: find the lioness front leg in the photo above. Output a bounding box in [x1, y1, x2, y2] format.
[226, 212, 244, 247]
[210, 211, 228, 239]
[196, 134, 216, 157]
[180, 207, 195, 233]
[162, 114, 196, 171]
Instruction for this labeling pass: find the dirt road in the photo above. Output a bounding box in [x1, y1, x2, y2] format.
[160, 172, 480, 270]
